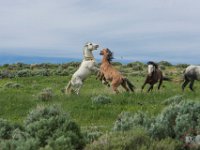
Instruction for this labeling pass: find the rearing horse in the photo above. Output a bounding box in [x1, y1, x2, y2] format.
[65, 42, 99, 95]
[141, 61, 170, 92]
[99, 48, 135, 93]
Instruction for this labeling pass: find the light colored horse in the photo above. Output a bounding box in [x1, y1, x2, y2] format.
[182, 65, 200, 91]
[65, 42, 99, 95]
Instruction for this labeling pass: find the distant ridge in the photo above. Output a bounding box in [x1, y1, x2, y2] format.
[0, 54, 133, 65]
[0, 54, 81, 65]
[1, 54, 193, 65]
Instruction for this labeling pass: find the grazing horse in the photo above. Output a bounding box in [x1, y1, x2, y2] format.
[65, 42, 99, 95]
[182, 65, 200, 91]
[99, 48, 135, 93]
[142, 61, 170, 92]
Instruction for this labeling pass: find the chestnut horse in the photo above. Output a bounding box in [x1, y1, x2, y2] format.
[96, 71, 110, 87]
[141, 61, 170, 92]
[99, 48, 135, 93]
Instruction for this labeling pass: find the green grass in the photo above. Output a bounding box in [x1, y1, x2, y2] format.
[0, 72, 200, 132]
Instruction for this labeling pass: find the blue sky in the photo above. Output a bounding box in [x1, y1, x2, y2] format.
[0, 0, 200, 64]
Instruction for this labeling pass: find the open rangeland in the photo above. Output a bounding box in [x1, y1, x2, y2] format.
[0, 62, 200, 149]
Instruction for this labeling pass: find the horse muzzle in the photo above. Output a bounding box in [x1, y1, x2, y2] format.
[93, 45, 99, 50]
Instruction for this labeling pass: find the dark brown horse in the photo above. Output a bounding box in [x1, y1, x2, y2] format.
[99, 48, 135, 93]
[142, 61, 170, 92]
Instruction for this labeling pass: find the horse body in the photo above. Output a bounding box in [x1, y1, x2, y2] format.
[99, 48, 134, 93]
[182, 65, 200, 91]
[142, 61, 169, 92]
[66, 42, 99, 95]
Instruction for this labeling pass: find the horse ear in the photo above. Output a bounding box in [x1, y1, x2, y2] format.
[84, 42, 88, 46]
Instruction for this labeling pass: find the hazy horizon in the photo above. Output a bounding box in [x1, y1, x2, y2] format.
[0, 0, 200, 64]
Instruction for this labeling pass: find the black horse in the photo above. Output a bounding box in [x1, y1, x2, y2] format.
[142, 61, 170, 92]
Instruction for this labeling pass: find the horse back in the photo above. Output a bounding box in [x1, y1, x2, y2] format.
[100, 63, 122, 81]
[185, 65, 200, 80]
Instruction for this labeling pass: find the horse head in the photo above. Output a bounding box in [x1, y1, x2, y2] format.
[147, 61, 158, 76]
[100, 48, 114, 62]
[83, 42, 99, 60]
[84, 42, 99, 51]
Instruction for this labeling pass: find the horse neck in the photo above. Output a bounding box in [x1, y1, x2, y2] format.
[101, 56, 110, 65]
[83, 47, 94, 59]
[152, 68, 160, 79]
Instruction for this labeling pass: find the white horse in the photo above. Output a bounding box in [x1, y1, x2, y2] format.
[182, 65, 200, 91]
[65, 42, 99, 94]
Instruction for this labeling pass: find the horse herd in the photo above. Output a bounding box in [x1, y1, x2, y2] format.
[65, 42, 200, 95]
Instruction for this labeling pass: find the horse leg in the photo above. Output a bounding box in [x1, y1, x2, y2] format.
[182, 79, 190, 91]
[103, 77, 110, 87]
[141, 82, 147, 91]
[189, 80, 195, 91]
[148, 84, 154, 92]
[112, 86, 119, 93]
[90, 65, 99, 73]
[142, 76, 150, 91]
[121, 81, 129, 92]
[73, 77, 83, 95]
[96, 71, 101, 80]
[112, 81, 120, 94]
[158, 79, 163, 90]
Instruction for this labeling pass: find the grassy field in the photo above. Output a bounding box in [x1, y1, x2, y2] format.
[1, 62, 200, 149]
[0, 62, 200, 133]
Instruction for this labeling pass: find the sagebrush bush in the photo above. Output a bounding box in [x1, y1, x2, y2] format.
[31, 69, 50, 76]
[0, 119, 19, 139]
[55, 67, 69, 76]
[25, 105, 85, 149]
[158, 61, 172, 66]
[91, 95, 111, 105]
[0, 119, 39, 150]
[126, 61, 145, 68]
[176, 64, 189, 68]
[159, 65, 166, 70]
[113, 112, 135, 131]
[4, 82, 22, 89]
[16, 62, 29, 69]
[0, 138, 40, 150]
[149, 101, 200, 140]
[16, 69, 31, 77]
[66, 66, 76, 74]
[85, 128, 151, 150]
[112, 100, 200, 149]
[113, 111, 153, 131]
[147, 137, 182, 150]
[83, 126, 103, 144]
[37, 88, 54, 101]
[162, 95, 184, 105]
[132, 65, 143, 71]
[130, 71, 146, 77]
[0, 70, 13, 78]
[0, 105, 86, 150]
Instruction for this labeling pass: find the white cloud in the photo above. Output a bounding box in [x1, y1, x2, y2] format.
[0, 0, 200, 63]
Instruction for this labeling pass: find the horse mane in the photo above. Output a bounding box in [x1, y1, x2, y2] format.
[106, 49, 114, 63]
[147, 61, 158, 69]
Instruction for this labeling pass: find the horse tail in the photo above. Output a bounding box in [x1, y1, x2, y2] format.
[123, 78, 135, 92]
[163, 76, 171, 81]
[65, 80, 72, 94]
